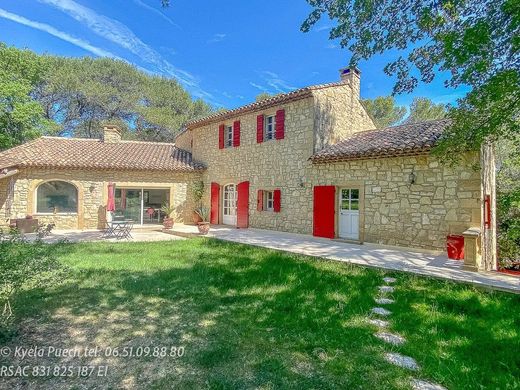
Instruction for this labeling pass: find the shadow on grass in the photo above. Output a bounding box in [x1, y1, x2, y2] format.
[3, 238, 407, 389]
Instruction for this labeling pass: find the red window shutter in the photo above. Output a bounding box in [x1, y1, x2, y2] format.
[275, 109, 285, 140]
[273, 189, 281, 212]
[210, 182, 220, 224]
[257, 190, 263, 211]
[256, 115, 264, 143]
[237, 181, 250, 228]
[218, 124, 224, 149]
[313, 186, 335, 238]
[233, 120, 241, 147]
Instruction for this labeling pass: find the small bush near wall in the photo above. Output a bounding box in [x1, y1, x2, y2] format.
[497, 138, 520, 269]
[0, 230, 67, 341]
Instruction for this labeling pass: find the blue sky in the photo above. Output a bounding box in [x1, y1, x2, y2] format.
[0, 0, 468, 109]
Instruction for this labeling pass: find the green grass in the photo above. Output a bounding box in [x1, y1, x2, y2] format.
[3, 238, 519, 389]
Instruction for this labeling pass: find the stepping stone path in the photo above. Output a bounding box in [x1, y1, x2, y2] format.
[375, 332, 406, 346]
[371, 307, 392, 316]
[368, 318, 389, 328]
[375, 297, 394, 304]
[369, 276, 446, 390]
[384, 352, 419, 370]
[379, 285, 395, 293]
[410, 379, 447, 390]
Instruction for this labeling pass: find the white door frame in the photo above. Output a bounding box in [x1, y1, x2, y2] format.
[222, 183, 237, 226]
[338, 187, 360, 240]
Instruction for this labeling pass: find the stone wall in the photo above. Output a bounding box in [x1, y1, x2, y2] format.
[307, 153, 482, 250]
[190, 97, 317, 232]
[187, 85, 481, 251]
[313, 83, 375, 152]
[0, 168, 200, 230]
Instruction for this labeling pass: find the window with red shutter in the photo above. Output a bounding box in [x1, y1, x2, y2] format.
[256, 115, 264, 143]
[275, 109, 285, 140]
[233, 121, 240, 147]
[218, 124, 224, 149]
[273, 189, 281, 212]
[257, 190, 263, 211]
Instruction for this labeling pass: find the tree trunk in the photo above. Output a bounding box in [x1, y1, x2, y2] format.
[480, 141, 497, 271]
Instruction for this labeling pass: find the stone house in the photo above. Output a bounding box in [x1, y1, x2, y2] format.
[0, 68, 495, 270]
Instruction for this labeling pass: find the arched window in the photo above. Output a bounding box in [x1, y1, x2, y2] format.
[36, 181, 78, 214]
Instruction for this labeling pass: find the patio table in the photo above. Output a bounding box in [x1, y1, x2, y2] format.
[104, 220, 134, 240]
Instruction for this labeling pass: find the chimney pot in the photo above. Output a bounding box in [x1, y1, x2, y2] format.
[102, 125, 122, 143]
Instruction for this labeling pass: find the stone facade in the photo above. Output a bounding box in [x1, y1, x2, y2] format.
[178, 80, 483, 252]
[0, 168, 200, 230]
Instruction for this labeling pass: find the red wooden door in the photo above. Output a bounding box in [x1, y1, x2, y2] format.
[313, 186, 336, 238]
[237, 181, 250, 228]
[210, 182, 220, 224]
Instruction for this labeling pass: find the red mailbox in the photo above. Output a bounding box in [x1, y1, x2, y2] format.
[447, 235, 465, 260]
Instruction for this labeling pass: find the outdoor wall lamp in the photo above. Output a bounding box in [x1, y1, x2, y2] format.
[299, 177, 305, 188]
[408, 171, 416, 185]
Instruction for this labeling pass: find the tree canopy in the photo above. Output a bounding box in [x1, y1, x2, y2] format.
[362, 96, 446, 128]
[0, 44, 212, 150]
[302, 0, 519, 162]
[0, 44, 57, 150]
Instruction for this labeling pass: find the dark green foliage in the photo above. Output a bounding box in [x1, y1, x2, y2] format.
[496, 138, 520, 266]
[301, 0, 520, 160]
[0, 230, 66, 339]
[0, 43, 57, 150]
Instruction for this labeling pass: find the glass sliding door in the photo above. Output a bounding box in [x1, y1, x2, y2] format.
[114, 187, 170, 225]
[115, 188, 142, 224]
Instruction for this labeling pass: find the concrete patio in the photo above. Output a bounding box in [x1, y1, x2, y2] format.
[27, 224, 519, 293]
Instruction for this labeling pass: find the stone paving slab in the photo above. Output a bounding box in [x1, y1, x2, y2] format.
[367, 318, 390, 328]
[375, 298, 395, 305]
[411, 379, 447, 390]
[383, 277, 397, 283]
[384, 352, 419, 370]
[372, 307, 392, 316]
[375, 332, 406, 346]
[379, 286, 395, 293]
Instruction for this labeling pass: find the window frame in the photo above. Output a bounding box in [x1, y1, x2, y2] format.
[225, 125, 233, 148]
[264, 115, 276, 141]
[35, 180, 78, 215]
[263, 190, 274, 211]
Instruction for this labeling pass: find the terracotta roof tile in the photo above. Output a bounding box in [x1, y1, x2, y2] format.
[186, 82, 345, 129]
[0, 137, 205, 172]
[311, 119, 450, 163]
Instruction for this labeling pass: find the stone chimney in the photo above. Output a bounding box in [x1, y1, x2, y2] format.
[339, 67, 361, 97]
[102, 125, 121, 143]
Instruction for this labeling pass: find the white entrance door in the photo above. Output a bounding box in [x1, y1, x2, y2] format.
[222, 184, 237, 226]
[338, 188, 360, 240]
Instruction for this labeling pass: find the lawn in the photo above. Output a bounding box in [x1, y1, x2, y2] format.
[1, 238, 519, 389]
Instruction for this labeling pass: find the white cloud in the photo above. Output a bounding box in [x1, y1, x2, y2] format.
[207, 33, 226, 44]
[249, 82, 270, 93]
[38, 0, 213, 100]
[259, 70, 295, 93]
[0, 8, 121, 59]
[133, 0, 181, 29]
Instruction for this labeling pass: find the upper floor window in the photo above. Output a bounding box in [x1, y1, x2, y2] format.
[36, 181, 78, 214]
[265, 115, 275, 141]
[225, 125, 233, 148]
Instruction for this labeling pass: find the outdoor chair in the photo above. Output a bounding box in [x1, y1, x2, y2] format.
[102, 221, 115, 238]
